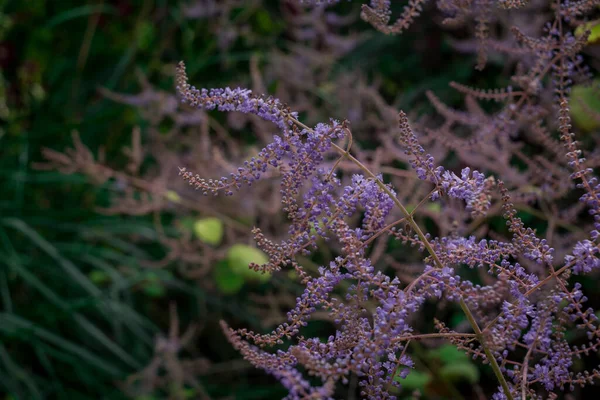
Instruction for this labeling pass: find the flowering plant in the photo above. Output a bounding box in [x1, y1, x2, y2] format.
[176, 0, 600, 398]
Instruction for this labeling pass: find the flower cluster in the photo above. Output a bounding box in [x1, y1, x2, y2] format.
[176, 62, 346, 198]
[397, 111, 495, 216]
[566, 240, 600, 274]
[437, 167, 494, 217]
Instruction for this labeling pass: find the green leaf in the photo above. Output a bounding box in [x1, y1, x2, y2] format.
[137, 21, 156, 50]
[89, 270, 109, 284]
[193, 218, 224, 246]
[570, 81, 600, 131]
[226, 244, 271, 282]
[395, 370, 431, 391]
[141, 271, 170, 298]
[144, 282, 165, 297]
[429, 344, 469, 364]
[213, 263, 244, 294]
[426, 202, 441, 213]
[254, 9, 274, 34]
[575, 20, 600, 44]
[178, 217, 195, 231]
[165, 190, 181, 203]
[440, 362, 480, 384]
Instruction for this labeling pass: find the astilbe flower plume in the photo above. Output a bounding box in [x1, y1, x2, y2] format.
[177, 0, 600, 395]
[397, 111, 495, 217]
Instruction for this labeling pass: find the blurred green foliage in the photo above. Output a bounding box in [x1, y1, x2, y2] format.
[0, 1, 281, 398]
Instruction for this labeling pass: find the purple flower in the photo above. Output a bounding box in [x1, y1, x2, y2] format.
[565, 240, 600, 274]
[437, 167, 493, 216]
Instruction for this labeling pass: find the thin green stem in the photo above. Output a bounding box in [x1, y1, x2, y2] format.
[459, 298, 513, 400]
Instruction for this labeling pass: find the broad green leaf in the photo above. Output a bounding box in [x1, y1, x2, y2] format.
[89, 270, 109, 284]
[178, 217, 195, 231]
[575, 20, 600, 44]
[429, 344, 469, 364]
[570, 82, 600, 131]
[213, 263, 244, 294]
[254, 9, 274, 34]
[193, 218, 224, 246]
[165, 190, 181, 203]
[394, 370, 431, 391]
[426, 203, 441, 213]
[440, 362, 480, 384]
[141, 271, 171, 298]
[226, 244, 271, 282]
[144, 282, 165, 297]
[183, 388, 197, 398]
[137, 21, 156, 50]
